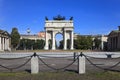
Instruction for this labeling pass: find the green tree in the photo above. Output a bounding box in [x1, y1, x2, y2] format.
[48, 39, 52, 49]
[74, 36, 93, 50]
[25, 39, 34, 50]
[94, 37, 101, 49]
[59, 39, 71, 49]
[17, 39, 26, 50]
[18, 39, 45, 50]
[59, 40, 63, 49]
[33, 39, 45, 50]
[11, 27, 20, 50]
[86, 36, 93, 49]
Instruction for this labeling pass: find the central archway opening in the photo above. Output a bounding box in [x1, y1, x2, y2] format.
[55, 33, 63, 49]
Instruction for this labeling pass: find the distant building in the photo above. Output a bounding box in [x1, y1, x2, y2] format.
[108, 26, 120, 51]
[20, 31, 45, 40]
[38, 31, 45, 38]
[92, 35, 108, 50]
[0, 29, 11, 51]
[74, 33, 80, 39]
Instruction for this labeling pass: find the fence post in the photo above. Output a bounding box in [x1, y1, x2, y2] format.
[31, 52, 39, 74]
[78, 52, 85, 74]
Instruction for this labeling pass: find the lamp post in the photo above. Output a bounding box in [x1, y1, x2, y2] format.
[27, 28, 31, 35]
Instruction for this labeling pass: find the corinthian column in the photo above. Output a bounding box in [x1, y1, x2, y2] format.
[5, 38, 7, 50]
[101, 35, 104, 50]
[70, 31, 74, 50]
[2, 37, 5, 51]
[44, 31, 49, 50]
[64, 30, 67, 50]
[7, 38, 10, 51]
[52, 31, 56, 50]
[0, 37, 1, 51]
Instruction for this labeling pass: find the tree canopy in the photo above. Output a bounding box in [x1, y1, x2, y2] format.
[74, 36, 93, 50]
[17, 39, 45, 50]
[11, 27, 20, 50]
[94, 37, 101, 49]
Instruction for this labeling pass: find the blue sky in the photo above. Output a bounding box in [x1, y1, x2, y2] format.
[0, 0, 120, 35]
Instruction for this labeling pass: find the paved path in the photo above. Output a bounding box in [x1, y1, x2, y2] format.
[0, 51, 119, 72]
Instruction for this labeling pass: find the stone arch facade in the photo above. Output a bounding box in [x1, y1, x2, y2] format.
[44, 16, 74, 50]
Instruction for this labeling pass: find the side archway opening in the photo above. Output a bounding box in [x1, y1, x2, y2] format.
[55, 33, 63, 49]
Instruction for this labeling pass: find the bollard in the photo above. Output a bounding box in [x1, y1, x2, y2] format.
[106, 54, 112, 58]
[78, 52, 85, 74]
[31, 53, 39, 74]
[73, 52, 77, 61]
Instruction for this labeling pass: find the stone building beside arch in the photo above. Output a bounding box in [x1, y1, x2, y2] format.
[108, 26, 120, 51]
[0, 29, 11, 51]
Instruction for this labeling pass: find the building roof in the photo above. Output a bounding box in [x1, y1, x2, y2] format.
[112, 30, 120, 33]
[20, 34, 45, 40]
[79, 34, 108, 37]
[20, 34, 38, 37]
[108, 30, 120, 36]
[0, 29, 10, 37]
[0, 29, 5, 33]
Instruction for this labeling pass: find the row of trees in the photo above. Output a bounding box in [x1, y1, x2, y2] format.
[11, 27, 45, 50]
[59, 36, 102, 50]
[10, 27, 102, 50]
[18, 39, 45, 50]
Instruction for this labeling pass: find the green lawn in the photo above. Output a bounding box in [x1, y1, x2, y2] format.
[0, 71, 120, 80]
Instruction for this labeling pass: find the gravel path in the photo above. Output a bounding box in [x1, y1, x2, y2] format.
[0, 56, 119, 73]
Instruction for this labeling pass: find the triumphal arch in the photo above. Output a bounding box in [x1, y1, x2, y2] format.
[44, 15, 74, 50]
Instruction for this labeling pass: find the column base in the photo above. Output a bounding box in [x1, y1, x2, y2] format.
[64, 47, 67, 50]
[52, 46, 56, 50]
[70, 47, 74, 50]
[0, 49, 4, 52]
[44, 46, 49, 50]
[8, 48, 11, 51]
